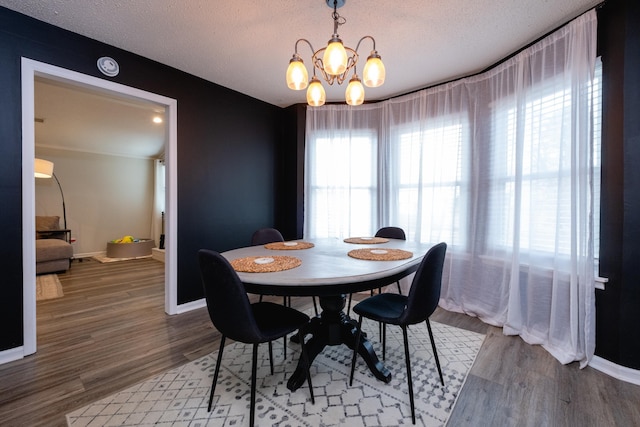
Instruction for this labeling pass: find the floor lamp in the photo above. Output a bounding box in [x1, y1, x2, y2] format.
[34, 158, 67, 229]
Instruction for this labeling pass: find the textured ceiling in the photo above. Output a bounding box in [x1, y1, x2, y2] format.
[1, 0, 600, 108]
[4, 0, 601, 158]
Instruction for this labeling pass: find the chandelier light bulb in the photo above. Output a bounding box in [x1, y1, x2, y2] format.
[286, 54, 309, 90]
[363, 51, 385, 88]
[307, 76, 326, 106]
[345, 75, 365, 105]
[323, 38, 348, 76]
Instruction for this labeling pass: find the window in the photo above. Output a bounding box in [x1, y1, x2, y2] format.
[305, 132, 377, 238]
[488, 59, 602, 258]
[389, 120, 468, 246]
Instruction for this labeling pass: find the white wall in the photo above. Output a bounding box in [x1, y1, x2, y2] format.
[35, 147, 155, 256]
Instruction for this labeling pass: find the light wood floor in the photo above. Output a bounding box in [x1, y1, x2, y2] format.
[1, 257, 638, 426]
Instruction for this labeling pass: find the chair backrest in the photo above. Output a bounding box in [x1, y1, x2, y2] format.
[375, 226, 406, 240]
[198, 249, 263, 343]
[251, 227, 284, 245]
[401, 242, 447, 325]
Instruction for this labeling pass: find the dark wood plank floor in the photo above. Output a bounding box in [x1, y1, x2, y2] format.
[1, 257, 638, 426]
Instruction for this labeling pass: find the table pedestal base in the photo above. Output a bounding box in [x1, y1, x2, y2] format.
[286, 294, 391, 391]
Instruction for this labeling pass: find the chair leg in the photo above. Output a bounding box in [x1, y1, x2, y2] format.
[208, 336, 226, 412]
[396, 280, 402, 295]
[268, 340, 274, 375]
[259, 294, 263, 302]
[250, 343, 258, 427]
[312, 297, 318, 316]
[298, 328, 315, 404]
[402, 326, 416, 424]
[382, 323, 387, 361]
[347, 293, 353, 316]
[349, 316, 364, 386]
[426, 319, 444, 386]
[283, 335, 287, 360]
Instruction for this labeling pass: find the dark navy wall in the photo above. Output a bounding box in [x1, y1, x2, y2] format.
[0, 7, 293, 350]
[596, 0, 640, 369]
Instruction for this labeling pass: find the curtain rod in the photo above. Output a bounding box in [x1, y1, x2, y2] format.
[386, 2, 606, 101]
[317, 2, 606, 107]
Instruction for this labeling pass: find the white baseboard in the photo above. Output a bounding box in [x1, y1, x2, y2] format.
[176, 298, 206, 314]
[73, 251, 105, 259]
[152, 248, 165, 263]
[590, 355, 640, 386]
[0, 346, 24, 365]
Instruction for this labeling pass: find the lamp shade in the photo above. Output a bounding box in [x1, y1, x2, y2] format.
[307, 76, 326, 107]
[363, 52, 385, 88]
[286, 55, 309, 90]
[345, 75, 365, 106]
[34, 158, 54, 178]
[323, 38, 348, 76]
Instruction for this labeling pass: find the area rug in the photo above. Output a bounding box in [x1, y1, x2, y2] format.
[92, 253, 153, 263]
[66, 318, 485, 427]
[36, 274, 64, 301]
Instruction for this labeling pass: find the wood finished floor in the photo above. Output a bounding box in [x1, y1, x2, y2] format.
[1, 257, 639, 426]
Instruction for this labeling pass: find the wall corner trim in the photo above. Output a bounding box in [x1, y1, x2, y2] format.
[590, 355, 640, 386]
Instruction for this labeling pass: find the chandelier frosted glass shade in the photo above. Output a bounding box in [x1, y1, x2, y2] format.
[345, 75, 364, 106]
[363, 52, 385, 87]
[323, 38, 348, 76]
[307, 76, 326, 106]
[286, 54, 309, 90]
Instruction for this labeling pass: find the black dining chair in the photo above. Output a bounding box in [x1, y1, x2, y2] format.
[252, 227, 319, 317]
[347, 226, 406, 315]
[198, 249, 315, 427]
[348, 242, 447, 425]
[251, 227, 285, 246]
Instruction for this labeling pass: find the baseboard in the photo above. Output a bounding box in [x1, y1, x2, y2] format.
[176, 298, 206, 314]
[0, 346, 24, 365]
[73, 251, 105, 259]
[152, 247, 165, 263]
[590, 355, 640, 386]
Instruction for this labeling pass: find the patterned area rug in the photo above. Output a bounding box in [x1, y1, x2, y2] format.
[67, 317, 484, 427]
[36, 274, 63, 301]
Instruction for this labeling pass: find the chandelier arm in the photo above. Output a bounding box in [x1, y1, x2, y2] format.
[294, 38, 317, 56]
[355, 35, 377, 53]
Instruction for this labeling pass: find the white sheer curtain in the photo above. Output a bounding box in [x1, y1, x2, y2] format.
[305, 10, 598, 366]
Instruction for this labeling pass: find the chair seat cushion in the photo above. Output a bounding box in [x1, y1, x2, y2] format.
[353, 293, 408, 325]
[251, 302, 310, 343]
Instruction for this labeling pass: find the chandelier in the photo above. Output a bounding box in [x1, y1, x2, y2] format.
[285, 0, 386, 107]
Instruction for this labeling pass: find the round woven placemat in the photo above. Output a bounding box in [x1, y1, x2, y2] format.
[230, 256, 302, 273]
[348, 248, 413, 261]
[343, 237, 390, 244]
[264, 241, 315, 250]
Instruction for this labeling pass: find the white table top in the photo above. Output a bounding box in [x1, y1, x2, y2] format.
[221, 237, 434, 296]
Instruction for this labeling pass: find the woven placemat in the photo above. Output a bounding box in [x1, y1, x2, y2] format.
[264, 241, 315, 250]
[344, 237, 390, 244]
[348, 248, 413, 261]
[230, 256, 302, 273]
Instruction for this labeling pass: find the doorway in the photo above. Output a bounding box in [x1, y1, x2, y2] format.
[21, 58, 178, 356]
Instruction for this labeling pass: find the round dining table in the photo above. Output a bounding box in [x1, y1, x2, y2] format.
[221, 237, 435, 391]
